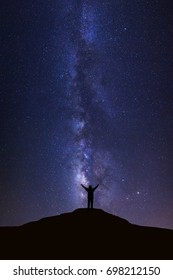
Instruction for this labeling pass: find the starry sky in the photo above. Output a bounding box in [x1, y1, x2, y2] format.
[0, 0, 173, 229]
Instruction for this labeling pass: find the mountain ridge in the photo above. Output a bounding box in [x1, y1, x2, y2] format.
[0, 208, 173, 259]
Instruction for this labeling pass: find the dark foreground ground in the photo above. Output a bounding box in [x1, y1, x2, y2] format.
[0, 208, 173, 259]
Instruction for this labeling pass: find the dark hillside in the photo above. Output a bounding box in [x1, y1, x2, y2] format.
[0, 208, 173, 259]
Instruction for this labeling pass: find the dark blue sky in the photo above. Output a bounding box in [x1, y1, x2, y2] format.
[0, 0, 173, 229]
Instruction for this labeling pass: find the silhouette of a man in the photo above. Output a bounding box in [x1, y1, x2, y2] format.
[81, 184, 99, 209]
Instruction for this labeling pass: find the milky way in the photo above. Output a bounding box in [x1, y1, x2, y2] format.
[65, 1, 118, 209]
[0, 0, 173, 229]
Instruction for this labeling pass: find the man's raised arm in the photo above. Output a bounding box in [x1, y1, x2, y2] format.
[81, 184, 88, 191]
[93, 184, 99, 191]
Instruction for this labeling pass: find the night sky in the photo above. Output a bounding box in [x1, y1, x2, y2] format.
[0, 0, 173, 229]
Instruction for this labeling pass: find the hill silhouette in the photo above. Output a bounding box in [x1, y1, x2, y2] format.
[0, 208, 173, 259]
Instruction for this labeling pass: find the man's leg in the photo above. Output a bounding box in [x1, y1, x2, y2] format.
[88, 198, 90, 209]
[91, 198, 93, 209]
